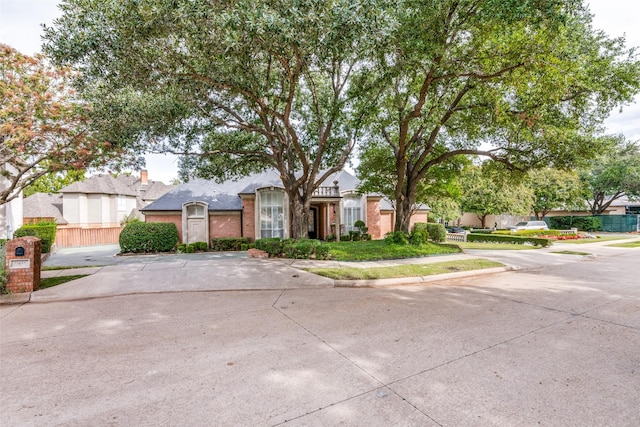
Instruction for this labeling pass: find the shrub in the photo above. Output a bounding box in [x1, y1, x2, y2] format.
[549, 216, 602, 231]
[340, 234, 352, 242]
[240, 243, 249, 251]
[194, 241, 209, 251]
[255, 238, 284, 257]
[314, 244, 330, 260]
[425, 223, 447, 243]
[119, 222, 179, 253]
[176, 243, 187, 254]
[185, 243, 196, 253]
[210, 237, 251, 251]
[13, 222, 57, 253]
[326, 234, 337, 242]
[413, 223, 429, 233]
[384, 231, 408, 245]
[409, 230, 428, 245]
[467, 233, 552, 247]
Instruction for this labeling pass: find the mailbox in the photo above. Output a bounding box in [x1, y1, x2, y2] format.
[15, 246, 25, 257]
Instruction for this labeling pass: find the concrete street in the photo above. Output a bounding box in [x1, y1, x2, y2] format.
[1, 238, 639, 426]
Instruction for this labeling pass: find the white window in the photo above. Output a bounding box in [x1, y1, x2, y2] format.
[187, 204, 205, 218]
[117, 195, 127, 211]
[260, 191, 285, 238]
[343, 195, 363, 232]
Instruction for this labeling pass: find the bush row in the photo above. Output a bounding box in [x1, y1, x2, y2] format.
[119, 222, 179, 253]
[210, 237, 251, 251]
[414, 223, 447, 243]
[467, 233, 552, 247]
[13, 222, 57, 253]
[254, 238, 330, 259]
[549, 216, 602, 231]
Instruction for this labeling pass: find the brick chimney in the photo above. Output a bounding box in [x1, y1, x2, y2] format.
[140, 170, 149, 186]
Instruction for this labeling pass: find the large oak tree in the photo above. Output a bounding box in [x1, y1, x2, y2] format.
[44, 0, 388, 238]
[358, 0, 640, 232]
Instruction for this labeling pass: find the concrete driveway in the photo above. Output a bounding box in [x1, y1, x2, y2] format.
[1, 238, 639, 425]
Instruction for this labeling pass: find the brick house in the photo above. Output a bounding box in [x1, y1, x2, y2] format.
[141, 169, 428, 244]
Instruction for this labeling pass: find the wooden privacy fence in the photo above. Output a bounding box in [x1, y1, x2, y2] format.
[55, 227, 122, 248]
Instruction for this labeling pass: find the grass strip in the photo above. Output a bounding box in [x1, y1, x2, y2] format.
[40, 275, 89, 289]
[456, 242, 540, 250]
[42, 265, 103, 271]
[307, 259, 503, 280]
[606, 240, 640, 248]
[325, 240, 461, 261]
[556, 235, 628, 244]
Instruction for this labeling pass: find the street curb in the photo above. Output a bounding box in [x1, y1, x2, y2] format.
[0, 292, 31, 305]
[334, 266, 514, 288]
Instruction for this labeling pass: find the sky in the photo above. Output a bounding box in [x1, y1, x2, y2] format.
[1, 0, 639, 184]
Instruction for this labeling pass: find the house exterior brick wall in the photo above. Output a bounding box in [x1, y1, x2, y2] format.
[409, 212, 428, 230]
[209, 212, 242, 238]
[380, 211, 394, 236]
[241, 196, 256, 240]
[366, 197, 382, 239]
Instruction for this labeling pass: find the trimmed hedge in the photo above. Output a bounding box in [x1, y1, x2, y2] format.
[549, 216, 602, 231]
[414, 222, 447, 243]
[13, 223, 57, 253]
[254, 238, 331, 259]
[119, 222, 179, 253]
[467, 233, 552, 247]
[211, 237, 251, 251]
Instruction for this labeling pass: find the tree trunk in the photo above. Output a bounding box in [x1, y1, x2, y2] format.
[394, 195, 414, 234]
[288, 190, 311, 239]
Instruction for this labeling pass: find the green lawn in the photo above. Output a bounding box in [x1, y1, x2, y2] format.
[555, 235, 630, 244]
[40, 275, 89, 289]
[325, 240, 461, 261]
[606, 240, 640, 248]
[307, 259, 503, 280]
[456, 241, 541, 250]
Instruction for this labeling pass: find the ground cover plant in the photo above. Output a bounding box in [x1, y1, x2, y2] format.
[307, 259, 502, 280]
[324, 240, 461, 261]
[456, 242, 541, 251]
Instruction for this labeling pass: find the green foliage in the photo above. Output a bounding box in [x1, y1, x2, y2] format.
[44, 0, 392, 239]
[23, 170, 86, 197]
[13, 223, 57, 253]
[193, 241, 208, 251]
[176, 244, 187, 254]
[210, 237, 251, 252]
[580, 137, 640, 214]
[340, 234, 352, 242]
[120, 214, 141, 226]
[255, 238, 330, 259]
[185, 244, 196, 254]
[460, 164, 534, 228]
[549, 216, 602, 231]
[119, 222, 179, 253]
[467, 233, 552, 247]
[425, 223, 447, 243]
[527, 168, 587, 219]
[324, 240, 462, 261]
[384, 231, 408, 245]
[254, 238, 285, 257]
[409, 230, 428, 245]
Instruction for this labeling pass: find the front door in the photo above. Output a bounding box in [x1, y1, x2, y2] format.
[308, 206, 319, 239]
[187, 218, 206, 244]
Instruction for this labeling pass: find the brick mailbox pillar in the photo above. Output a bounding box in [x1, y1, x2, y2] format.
[6, 237, 42, 293]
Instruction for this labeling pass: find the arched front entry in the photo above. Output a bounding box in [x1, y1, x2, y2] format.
[182, 201, 209, 245]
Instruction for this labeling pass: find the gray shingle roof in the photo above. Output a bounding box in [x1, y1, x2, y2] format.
[22, 193, 68, 224]
[142, 169, 363, 212]
[60, 174, 138, 196]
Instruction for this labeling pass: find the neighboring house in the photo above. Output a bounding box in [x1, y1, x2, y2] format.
[21, 171, 173, 247]
[59, 174, 139, 227]
[141, 169, 428, 244]
[22, 193, 67, 225]
[0, 163, 23, 239]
